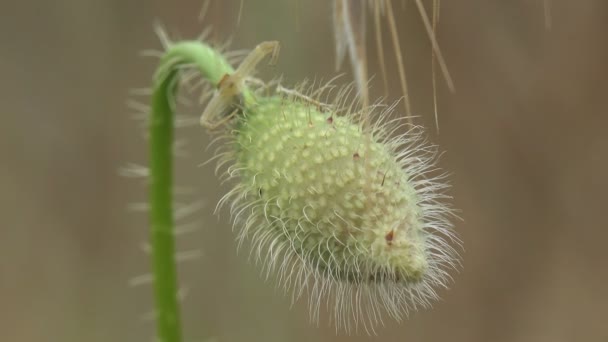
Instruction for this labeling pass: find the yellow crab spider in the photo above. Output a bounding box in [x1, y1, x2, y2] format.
[200, 41, 280, 130]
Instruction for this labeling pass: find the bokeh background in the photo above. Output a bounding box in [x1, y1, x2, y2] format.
[2, 1, 607, 341]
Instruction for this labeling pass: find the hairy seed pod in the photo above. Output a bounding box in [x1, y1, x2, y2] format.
[214, 93, 459, 333]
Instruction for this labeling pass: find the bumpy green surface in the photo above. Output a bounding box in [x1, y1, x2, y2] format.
[236, 97, 428, 283]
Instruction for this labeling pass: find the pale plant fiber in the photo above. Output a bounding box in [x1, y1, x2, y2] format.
[333, 0, 455, 129]
[331, 0, 551, 128]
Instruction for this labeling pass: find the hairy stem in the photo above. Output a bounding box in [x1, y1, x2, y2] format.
[149, 41, 234, 342]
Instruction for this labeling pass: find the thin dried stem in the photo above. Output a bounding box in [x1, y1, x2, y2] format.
[544, 0, 552, 30]
[334, 0, 370, 123]
[431, 0, 439, 132]
[385, 0, 413, 124]
[237, 0, 244, 26]
[373, 1, 389, 95]
[414, 0, 455, 93]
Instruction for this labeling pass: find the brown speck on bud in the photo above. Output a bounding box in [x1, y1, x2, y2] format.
[353, 152, 360, 161]
[385, 230, 395, 246]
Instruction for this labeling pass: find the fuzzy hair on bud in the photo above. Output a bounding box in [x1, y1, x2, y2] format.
[210, 81, 460, 333]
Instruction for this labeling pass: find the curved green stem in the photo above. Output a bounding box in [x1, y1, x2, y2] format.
[149, 41, 234, 342]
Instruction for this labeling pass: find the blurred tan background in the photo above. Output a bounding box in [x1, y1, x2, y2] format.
[1, 1, 607, 341]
